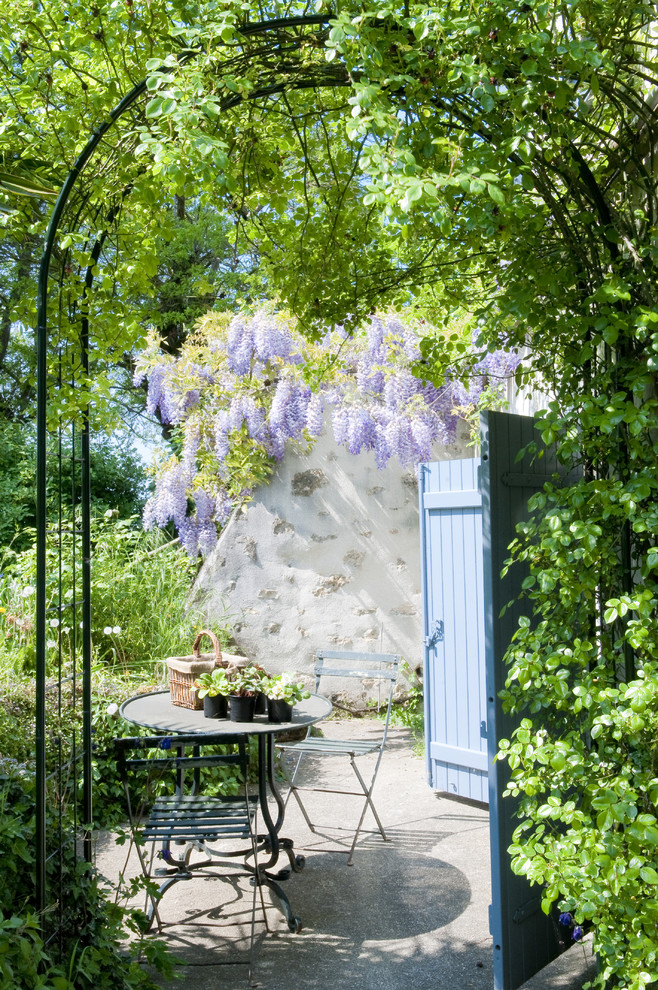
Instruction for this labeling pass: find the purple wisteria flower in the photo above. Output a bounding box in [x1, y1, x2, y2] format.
[226, 314, 254, 376]
[306, 393, 325, 436]
[347, 407, 378, 454]
[143, 463, 189, 531]
[138, 309, 522, 557]
[331, 406, 350, 447]
[213, 411, 230, 463]
[253, 311, 302, 366]
[182, 425, 200, 475]
[145, 365, 168, 417]
[279, 379, 311, 438]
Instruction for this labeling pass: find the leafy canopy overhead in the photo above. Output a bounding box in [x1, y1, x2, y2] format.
[1, 2, 654, 388]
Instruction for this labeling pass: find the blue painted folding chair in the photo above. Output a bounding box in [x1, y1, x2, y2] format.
[276, 650, 401, 865]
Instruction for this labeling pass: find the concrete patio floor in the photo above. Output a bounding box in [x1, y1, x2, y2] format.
[94, 718, 595, 990]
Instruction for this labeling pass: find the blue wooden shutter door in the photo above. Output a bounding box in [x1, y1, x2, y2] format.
[481, 411, 566, 990]
[419, 457, 488, 804]
[420, 412, 570, 990]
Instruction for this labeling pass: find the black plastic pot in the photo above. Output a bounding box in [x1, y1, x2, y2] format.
[229, 694, 257, 722]
[203, 695, 228, 719]
[267, 698, 293, 724]
[254, 691, 268, 715]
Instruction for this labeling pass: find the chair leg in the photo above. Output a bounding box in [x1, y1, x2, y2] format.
[247, 854, 260, 987]
[280, 754, 317, 834]
[346, 760, 389, 866]
[350, 759, 388, 840]
[122, 792, 165, 930]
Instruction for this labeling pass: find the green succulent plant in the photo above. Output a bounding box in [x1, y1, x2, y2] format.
[194, 667, 230, 699]
[264, 674, 310, 704]
[226, 665, 264, 697]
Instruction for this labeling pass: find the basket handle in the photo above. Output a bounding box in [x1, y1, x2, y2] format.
[192, 629, 223, 666]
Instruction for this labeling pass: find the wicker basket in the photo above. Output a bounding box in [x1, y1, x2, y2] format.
[166, 630, 224, 710]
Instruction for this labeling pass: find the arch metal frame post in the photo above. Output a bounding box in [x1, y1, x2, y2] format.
[34, 13, 343, 942]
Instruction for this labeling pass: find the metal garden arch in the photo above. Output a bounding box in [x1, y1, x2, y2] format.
[34, 13, 350, 945]
[34, 22, 563, 987]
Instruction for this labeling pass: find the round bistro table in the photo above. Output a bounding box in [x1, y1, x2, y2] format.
[119, 689, 332, 931]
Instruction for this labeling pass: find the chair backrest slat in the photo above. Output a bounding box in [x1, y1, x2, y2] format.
[315, 666, 397, 680]
[315, 651, 400, 685]
[121, 754, 244, 773]
[316, 650, 400, 663]
[313, 650, 401, 730]
[115, 732, 244, 751]
[114, 733, 250, 782]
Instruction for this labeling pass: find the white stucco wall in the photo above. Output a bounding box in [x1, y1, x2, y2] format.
[193, 422, 473, 696]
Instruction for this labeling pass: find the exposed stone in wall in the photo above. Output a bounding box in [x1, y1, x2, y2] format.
[291, 469, 328, 496]
[312, 574, 351, 597]
[194, 420, 472, 698]
[389, 603, 418, 616]
[403, 472, 419, 494]
[239, 536, 258, 561]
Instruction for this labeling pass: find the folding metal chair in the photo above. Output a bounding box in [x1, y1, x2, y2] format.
[276, 650, 401, 865]
[114, 732, 267, 983]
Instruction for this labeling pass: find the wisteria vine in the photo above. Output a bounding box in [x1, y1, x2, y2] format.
[134, 309, 520, 557]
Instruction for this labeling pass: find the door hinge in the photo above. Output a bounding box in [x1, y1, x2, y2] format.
[424, 618, 444, 648]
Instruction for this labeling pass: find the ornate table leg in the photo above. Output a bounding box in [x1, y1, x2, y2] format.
[256, 733, 303, 932]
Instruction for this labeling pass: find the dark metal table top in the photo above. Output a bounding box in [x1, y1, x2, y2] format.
[119, 689, 332, 735]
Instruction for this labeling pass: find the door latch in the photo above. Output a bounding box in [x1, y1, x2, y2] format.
[424, 618, 444, 648]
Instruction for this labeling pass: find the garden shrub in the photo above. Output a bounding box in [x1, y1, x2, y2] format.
[388, 661, 424, 754]
[0, 513, 234, 681]
[0, 425, 149, 556]
[0, 756, 174, 989]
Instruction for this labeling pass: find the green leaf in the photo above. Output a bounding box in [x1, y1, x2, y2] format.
[487, 182, 505, 204]
[145, 97, 163, 118]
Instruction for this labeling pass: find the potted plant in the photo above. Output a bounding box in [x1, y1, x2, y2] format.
[264, 675, 311, 723]
[226, 666, 264, 722]
[195, 667, 230, 719]
[250, 664, 270, 714]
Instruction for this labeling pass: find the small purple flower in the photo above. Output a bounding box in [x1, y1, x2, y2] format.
[306, 393, 325, 436]
[331, 406, 349, 447]
[214, 488, 234, 525]
[558, 912, 573, 926]
[226, 314, 254, 376]
[197, 521, 218, 557]
[159, 737, 172, 750]
[572, 926, 584, 942]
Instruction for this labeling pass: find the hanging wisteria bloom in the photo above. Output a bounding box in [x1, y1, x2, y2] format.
[137, 308, 521, 557]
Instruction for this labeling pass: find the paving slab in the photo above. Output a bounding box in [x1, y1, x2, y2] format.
[94, 718, 594, 990]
